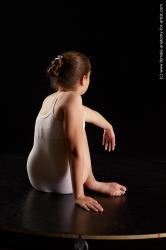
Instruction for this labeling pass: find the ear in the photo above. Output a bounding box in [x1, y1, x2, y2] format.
[80, 74, 87, 86]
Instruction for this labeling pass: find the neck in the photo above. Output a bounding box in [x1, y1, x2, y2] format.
[57, 86, 83, 95]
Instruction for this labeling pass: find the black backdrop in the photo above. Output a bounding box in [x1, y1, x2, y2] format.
[0, 2, 165, 159]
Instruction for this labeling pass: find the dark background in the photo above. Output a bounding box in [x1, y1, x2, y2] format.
[0, 2, 165, 159]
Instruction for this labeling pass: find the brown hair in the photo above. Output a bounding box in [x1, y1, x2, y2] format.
[47, 50, 91, 89]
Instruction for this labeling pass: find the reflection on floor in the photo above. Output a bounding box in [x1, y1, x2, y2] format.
[0, 153, 166, 250]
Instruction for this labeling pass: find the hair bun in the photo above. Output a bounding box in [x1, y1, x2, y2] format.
[47, 55, 64, 77]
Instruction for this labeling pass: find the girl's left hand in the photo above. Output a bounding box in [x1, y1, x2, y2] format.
[102, 126, 116, 152]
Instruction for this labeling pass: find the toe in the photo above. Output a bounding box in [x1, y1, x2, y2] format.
[120, 185, 127, 192]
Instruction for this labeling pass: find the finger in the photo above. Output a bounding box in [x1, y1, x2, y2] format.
[82, 204, 90, 211]
[112, 137, 116, 150]
[86, 198, 103, 211]
[96, 204, 104, 212]
[102, 131, 106, 146]
[87, 203, 103, 213]
[105, 142, 108, 151]
[88, 203, 98, 212]
[88, 198, 99, 204]
[102, 134, 104, 145]
[108, 142, 112, 152]
[89, 200, 104, 210]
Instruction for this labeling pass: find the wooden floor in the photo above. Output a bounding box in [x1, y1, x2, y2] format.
[0, 153, 166, 249]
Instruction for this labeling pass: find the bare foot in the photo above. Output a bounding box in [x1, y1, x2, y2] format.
[99, 182, 127, 196]
[85, 180, 127, 197]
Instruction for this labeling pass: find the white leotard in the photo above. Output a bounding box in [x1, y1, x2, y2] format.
[27, 94, 83, 194]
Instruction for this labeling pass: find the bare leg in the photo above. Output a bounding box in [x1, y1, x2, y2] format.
[83, 131, 127, 196]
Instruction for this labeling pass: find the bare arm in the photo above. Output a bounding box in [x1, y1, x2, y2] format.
[63, 93, 85, 199]
[83, 106, 112, 129]
[83, 106, 116, 151]
[63, 94, 103, 212]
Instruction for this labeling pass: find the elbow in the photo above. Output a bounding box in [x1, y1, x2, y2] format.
[68, 147, 83, 159]
[65, 134, 84, 160]
[67, 142, 83, 160]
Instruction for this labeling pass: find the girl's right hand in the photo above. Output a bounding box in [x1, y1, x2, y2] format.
[75, 195, 104, 212]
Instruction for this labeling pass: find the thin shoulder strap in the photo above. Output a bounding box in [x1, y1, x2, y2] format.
[51, 93, 60, 114]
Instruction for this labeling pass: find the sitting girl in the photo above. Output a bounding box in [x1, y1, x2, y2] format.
[27, 50, 127, 212]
